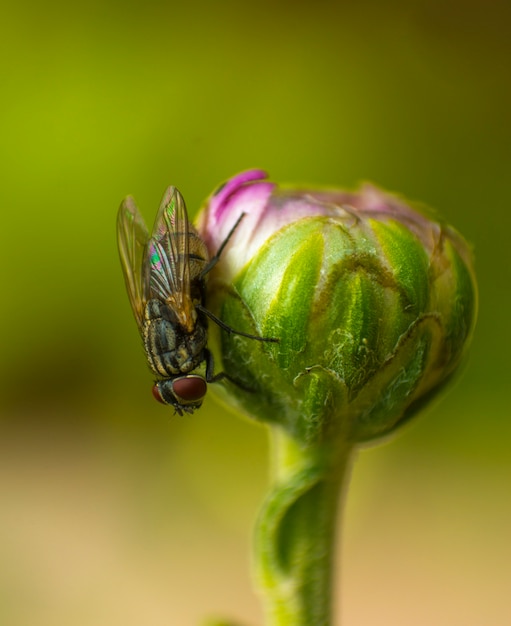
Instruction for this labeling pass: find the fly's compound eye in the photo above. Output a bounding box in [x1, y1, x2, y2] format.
[152, 376, 207, 406]
[152, 383, 167, 404]
[172, 376, 207, 404]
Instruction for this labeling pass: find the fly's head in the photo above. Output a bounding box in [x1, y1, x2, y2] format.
[152, 375, 208, 415]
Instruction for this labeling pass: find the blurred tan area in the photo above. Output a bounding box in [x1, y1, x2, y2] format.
[1, 0, 510, 624]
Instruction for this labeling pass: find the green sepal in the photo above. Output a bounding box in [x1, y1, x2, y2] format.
[209, 212, 477, 448]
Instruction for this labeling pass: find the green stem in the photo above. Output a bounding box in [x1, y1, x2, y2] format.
[254, 426, 354, 626]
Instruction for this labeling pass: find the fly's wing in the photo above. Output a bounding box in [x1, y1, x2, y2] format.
[117, 196, 150, 329]
[148, 186, 195, 330]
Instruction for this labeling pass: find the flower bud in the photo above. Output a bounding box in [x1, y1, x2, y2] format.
[197, 171, 477, 446]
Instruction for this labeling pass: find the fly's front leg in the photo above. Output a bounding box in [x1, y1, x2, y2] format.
[204, 349, 255, 392]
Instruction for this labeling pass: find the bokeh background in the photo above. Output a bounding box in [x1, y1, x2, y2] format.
[1, 0, 510, 624]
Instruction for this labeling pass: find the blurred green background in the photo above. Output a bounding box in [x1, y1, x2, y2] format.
[1, 0, 510, 624]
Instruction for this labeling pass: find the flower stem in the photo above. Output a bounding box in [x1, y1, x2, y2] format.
[254, 426, 354, 626]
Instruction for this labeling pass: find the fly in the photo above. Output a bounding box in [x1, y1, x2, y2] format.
[117, 184, 277, 415]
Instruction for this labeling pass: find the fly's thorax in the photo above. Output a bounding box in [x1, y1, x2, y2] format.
[189, 275, 206, 311]
[143, 299, 208, 377]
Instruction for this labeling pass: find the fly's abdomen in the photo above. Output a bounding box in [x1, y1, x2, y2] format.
[188, 230, 209, 276]
[143, 300, 207, 376]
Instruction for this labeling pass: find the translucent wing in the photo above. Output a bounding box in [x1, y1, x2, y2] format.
[148, 186, 195, 330]
[117, 196, 150, 329]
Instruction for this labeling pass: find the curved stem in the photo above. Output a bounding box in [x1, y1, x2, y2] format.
[254, 426, 354, 626]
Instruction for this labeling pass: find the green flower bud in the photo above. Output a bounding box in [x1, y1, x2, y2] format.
[197, 170, 477, 446]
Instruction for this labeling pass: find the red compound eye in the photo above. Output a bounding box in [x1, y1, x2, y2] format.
[172, 376, 207, 402]
[152, 384, 166, 404]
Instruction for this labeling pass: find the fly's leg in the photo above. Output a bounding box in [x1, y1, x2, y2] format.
[204, 349, 256, 392]
[196, 304, 279, 343]
[199, 212, 245, 279]
[197, 213, 279, 344]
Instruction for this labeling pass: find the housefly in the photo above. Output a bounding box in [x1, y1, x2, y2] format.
[117, 184, 276, 415]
